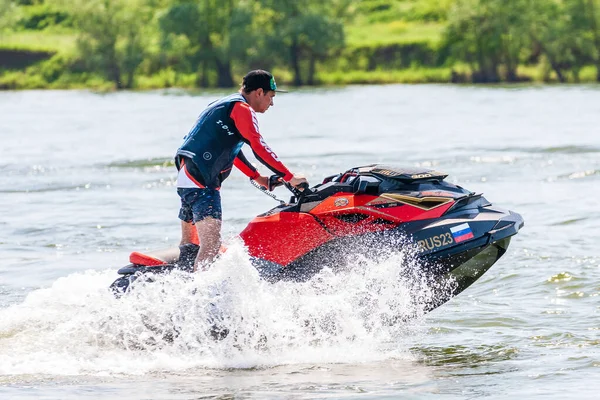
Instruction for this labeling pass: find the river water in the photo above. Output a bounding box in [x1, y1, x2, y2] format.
[0, 85, 599, 399]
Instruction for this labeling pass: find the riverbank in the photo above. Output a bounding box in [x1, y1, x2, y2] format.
[2, 0, 600, 90]
[3, 63, 600, 91]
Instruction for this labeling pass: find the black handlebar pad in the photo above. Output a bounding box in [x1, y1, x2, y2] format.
[268, 175, 284, 191]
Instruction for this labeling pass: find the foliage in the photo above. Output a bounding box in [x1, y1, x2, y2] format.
[0, 0, 21, 33]
[402, 0, 453, 22]
[346, 21, 444, 48]
[0, 30, 76, 52]
[259, 0, 347, 85]
[589, 0, 600, 81]
[158, 0, 257, 87]
[17, 3, 72, 30]
[2, 0, 600, 89]
[444, 0, 529, 82]
[62, 0, 153, 89]
[443, 0, 600, 83]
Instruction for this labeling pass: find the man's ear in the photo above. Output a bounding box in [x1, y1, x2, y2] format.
[256, 88, 264, 96]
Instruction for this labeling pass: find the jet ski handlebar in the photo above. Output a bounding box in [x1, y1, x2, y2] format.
[283, 180, 312, 199]
[251, 175, 313, 204]
[266, 175, 312, 196]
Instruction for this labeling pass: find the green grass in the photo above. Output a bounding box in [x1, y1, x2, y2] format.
[0, 69, 110, 90]
[515, 65, 599, 83]
[318, 67, 453, 84]
[136, 70, 198, 90]
[0, 30, 76, 52]
[578, 66, 599, 82]
[346, 21, 445, 48]
[318, 64, 599, 86]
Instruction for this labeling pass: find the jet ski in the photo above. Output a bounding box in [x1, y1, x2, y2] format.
[110, 164, 524, 312]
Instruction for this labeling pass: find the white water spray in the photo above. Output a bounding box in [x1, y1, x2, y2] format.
[0, 240, 453, 376]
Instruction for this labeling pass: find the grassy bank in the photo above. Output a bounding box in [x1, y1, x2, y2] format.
[318, 68, 452, 85]
[346, 21, 444, 48]
[3, 61, 600, 91]
[0, 31, 76, 53]
[1, 0, 599, 90]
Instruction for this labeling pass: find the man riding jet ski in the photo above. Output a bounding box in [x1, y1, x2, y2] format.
[110, 164, 524, 312]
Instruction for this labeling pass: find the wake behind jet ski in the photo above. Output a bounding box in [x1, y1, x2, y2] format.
[110, 164, 524, 313]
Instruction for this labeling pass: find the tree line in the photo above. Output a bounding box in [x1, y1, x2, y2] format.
[2, 0, 600, 88]
[55, 0, 348, 89]
[445, 0, 600, 83]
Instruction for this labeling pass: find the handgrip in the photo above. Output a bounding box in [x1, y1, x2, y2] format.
[268, 175, 283, 191]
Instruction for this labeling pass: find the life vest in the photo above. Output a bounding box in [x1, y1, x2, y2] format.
[175, 94, 246, 188]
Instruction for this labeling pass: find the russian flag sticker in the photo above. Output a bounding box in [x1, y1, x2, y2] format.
[450, 223, 474, 243]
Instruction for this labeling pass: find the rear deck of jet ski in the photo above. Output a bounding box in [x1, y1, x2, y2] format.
[110, 244, 199, 296]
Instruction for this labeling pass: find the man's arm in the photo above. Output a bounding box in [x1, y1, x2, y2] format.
[233, 150, 260, 180]
[230, 102, 294, 181]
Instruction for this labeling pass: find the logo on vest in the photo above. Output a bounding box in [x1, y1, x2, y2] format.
[203, 152, 212, 160]
[216, 119, 234, 135]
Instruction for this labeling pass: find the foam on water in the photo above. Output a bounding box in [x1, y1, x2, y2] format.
[0, 240, 450, 376]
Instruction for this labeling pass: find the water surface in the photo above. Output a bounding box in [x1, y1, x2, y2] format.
[1, 85, 599, 399]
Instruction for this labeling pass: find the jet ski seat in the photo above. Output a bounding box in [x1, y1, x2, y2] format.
[129, 244, 200, 267]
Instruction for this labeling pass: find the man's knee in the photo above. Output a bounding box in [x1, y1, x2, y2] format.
[196, 216, 221, 228]
[195, 217, 222, 240]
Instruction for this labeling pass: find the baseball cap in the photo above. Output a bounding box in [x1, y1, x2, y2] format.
[242, 70, 288, 93]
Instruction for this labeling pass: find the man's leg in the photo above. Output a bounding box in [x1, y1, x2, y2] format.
[180, 220, 199, 245]
[193, 217, 222, 271]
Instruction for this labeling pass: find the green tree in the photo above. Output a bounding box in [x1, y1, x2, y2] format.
[528, 0, 570, 82]
[159, 0, 256, 87]
[0, 0, 20, 33]
[444, 0, 531, 83]
[585, 0, 600, 81]
[563, 0, 597, 82]
[294, 13, 345, 85]
[498, 1, 531, 82]
[260, 0, 347, 86]
[65, 0, 152, 89]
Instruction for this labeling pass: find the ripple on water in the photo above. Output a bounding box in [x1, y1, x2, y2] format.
[494, 145, 600, 154]
[106, 158, 175, 169]
[142, 178, 177, 189]
[556, 170, 600, 180]
[413, 344, 519, 368]
[530, 331, 600, 350]
[0, 184, 88, 194]
[549, 217, 590, 226]
[469, 155, 518, 164]
[546, 272, 576, 283]
[545, 271, 598, 299]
